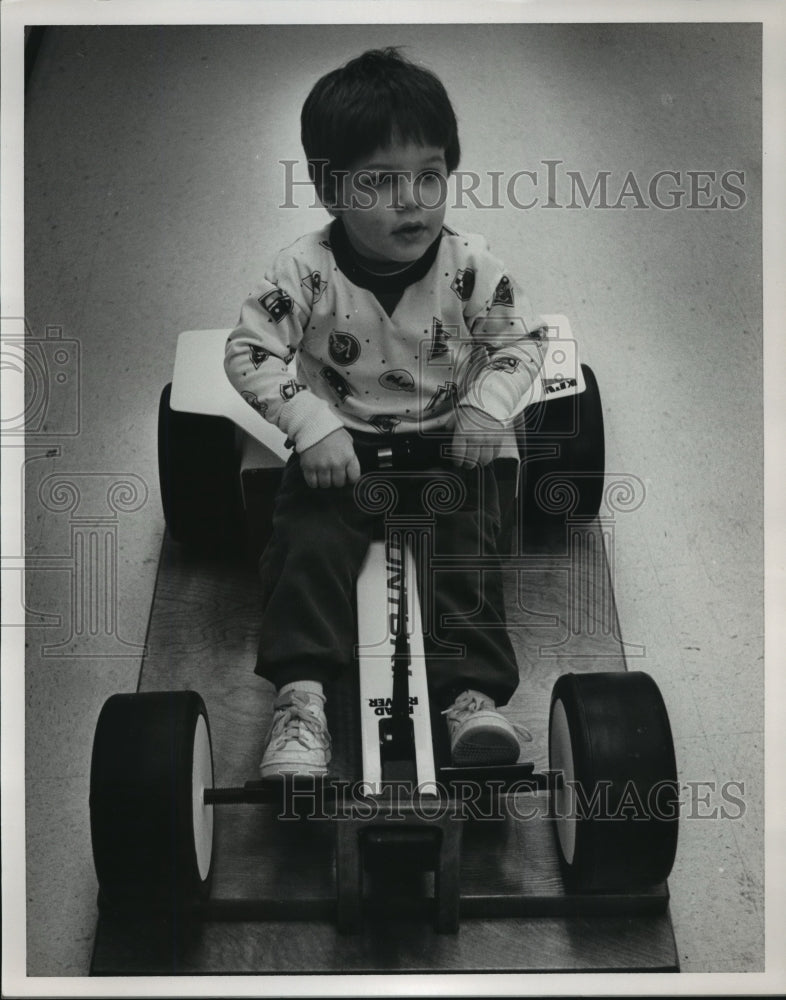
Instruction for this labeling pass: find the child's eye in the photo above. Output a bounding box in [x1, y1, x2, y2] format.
[370, 171, 397, 188]
[417, 169, 445, 184]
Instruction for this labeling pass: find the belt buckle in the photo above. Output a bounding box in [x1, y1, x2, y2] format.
[377, 445, 394, 470]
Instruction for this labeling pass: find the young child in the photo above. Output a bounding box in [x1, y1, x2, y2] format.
[224, 47, 547, 778]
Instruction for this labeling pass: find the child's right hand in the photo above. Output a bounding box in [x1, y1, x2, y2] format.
[299, 428, 361, 489]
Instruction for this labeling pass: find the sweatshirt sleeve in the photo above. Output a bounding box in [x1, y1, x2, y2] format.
[224, 248, 344, 452]
[460, 262, 548, 423]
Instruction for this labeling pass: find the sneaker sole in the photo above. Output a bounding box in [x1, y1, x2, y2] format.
[259, 763, 329, 779]
[451, 725, 521, 767]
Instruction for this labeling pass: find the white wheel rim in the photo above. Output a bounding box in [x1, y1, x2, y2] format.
[550, 699, 577, 865]
[191, 713, 214, 881]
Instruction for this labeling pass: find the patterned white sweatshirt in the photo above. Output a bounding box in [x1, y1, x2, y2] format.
[225, 220, 547, 452]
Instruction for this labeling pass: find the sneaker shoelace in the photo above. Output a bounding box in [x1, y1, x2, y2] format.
[269, 690, 331, 751]
[442, 691, 533, 743]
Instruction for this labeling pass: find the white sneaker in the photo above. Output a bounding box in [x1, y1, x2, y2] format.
[442, 689, 531, 766]
[259, 687, 332, 778]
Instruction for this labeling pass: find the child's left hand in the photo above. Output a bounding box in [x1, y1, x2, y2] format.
[450, 405, 506, 467]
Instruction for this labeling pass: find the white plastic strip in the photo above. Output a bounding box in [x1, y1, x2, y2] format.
[356, 538, 436, 794]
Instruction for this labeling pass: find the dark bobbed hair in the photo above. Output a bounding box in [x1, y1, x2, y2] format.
[301, 47, 460, 203]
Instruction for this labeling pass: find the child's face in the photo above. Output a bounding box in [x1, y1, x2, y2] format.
[334, 140, 448, 264]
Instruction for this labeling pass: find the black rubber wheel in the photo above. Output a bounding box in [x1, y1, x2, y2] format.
[518, 364, 605, 538]
[158, 382, 243, 552]
[89, 691, 215, 913]
[240, 465, 285, 560]
[548, 671, 679, 891]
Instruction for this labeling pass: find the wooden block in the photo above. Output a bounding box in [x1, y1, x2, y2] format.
[91, 911, 678, 975]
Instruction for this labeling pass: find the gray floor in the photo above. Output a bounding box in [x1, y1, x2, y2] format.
[17, 22, 763, 978]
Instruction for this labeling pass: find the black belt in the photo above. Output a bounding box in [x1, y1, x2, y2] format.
[349, 430, 455, 474]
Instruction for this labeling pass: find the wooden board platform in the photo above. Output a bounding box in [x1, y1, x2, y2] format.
[90, 523, 679, 975]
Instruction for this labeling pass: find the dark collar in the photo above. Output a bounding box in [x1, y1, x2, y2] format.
[329, 218, 443, 296]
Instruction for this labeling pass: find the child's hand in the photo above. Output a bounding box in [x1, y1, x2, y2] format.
[450, 405, 506, 467]
[299, 428, 361, 488]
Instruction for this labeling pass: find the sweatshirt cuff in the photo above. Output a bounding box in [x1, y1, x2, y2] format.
[463, 372, 524, 423]
[276, 391, 345, 452]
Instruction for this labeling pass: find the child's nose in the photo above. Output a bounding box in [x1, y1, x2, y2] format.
[396, 174, 419, 210]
